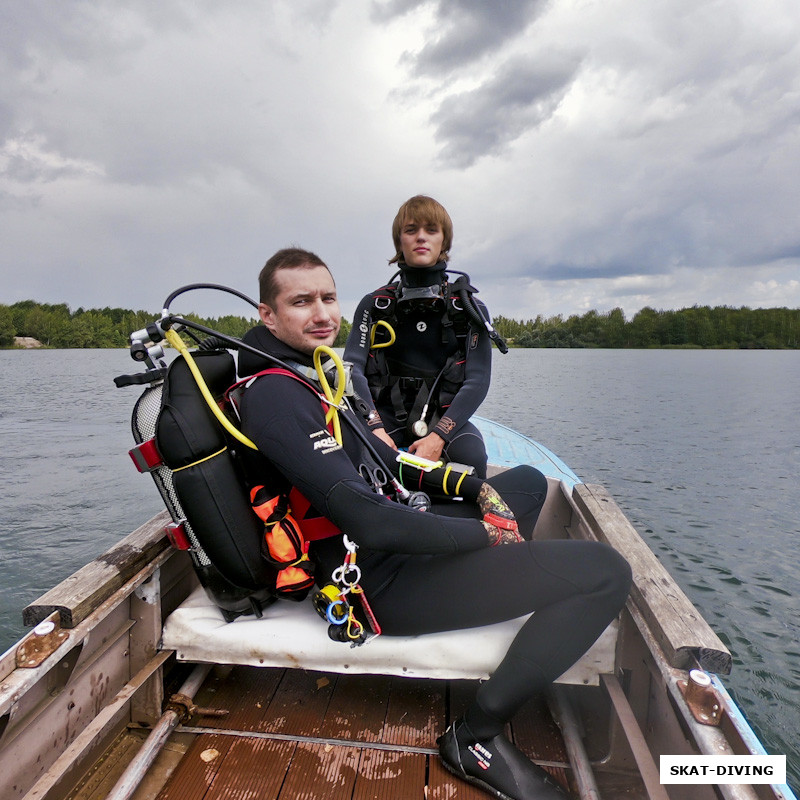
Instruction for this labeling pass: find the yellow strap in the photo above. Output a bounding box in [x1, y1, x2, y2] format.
[346, 608, 364, 639]
[370, 319, 396, 349]
[454, 469, 468, 495]
[171, 446, 228, 472]
[442, 464, 453, 495]
[165, 328, 259, 451]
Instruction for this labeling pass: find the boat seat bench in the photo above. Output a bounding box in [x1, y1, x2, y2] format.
[21, 509, 616, 687]
[159, 584, 618, 686]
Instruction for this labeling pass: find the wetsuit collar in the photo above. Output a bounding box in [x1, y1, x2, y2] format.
[238, 325, 348, 392]
[398, 261, 447, 289]
[238, 325, 315, 376]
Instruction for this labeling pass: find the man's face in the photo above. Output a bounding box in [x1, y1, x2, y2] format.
[258, 265, 340, 354]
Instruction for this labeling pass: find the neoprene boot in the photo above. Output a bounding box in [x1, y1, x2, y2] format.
[437, 719, 568, 799]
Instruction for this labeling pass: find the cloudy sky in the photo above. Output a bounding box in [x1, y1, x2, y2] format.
[2, 0, 799, 323]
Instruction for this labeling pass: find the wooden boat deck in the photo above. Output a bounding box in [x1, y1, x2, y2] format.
[14, 481, 752, 800]
[68, 665, 572, 800]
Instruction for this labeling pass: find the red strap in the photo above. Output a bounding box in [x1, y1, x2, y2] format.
[483, 512, 518, 531]
[129, 438, 163, 472]
[227, 366, 318, 398]
[229, 367, 334, 434]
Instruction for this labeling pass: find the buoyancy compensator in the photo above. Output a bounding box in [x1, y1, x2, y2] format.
[371, 268, 508, 354]
[115, 285, 279, 621]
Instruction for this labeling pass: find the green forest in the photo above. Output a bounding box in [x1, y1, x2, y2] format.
[0, 300, 352, 349]
[1, 299, 798, 349]
[493, 305, 800, 348]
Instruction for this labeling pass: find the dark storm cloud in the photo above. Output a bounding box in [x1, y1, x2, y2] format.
[431, 52, 580, 167]
[372, 0, 548, 74]
[373, 0, 560, 166]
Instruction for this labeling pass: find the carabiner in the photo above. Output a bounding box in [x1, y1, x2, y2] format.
[332, 563, 362, 587]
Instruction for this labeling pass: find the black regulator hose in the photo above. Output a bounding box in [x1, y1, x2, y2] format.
[162, 283, 260, 313]
[449, 272, 509, 354]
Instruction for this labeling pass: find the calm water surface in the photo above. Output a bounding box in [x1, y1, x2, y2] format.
[1, 348, 798, 786]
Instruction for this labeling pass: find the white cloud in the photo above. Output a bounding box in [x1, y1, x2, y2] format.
[481, 263, 800, 323]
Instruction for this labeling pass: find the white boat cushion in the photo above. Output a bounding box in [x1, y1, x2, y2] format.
[161, 585, 617, 685]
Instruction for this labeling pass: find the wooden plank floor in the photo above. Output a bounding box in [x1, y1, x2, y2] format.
[155, 665, 572, 799]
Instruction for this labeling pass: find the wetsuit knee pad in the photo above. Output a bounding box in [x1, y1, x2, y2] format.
[590, 541, 633, 600]
[444, 425, 488, 478]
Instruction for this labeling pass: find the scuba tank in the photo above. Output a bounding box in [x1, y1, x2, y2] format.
[118, 344, 277, 621]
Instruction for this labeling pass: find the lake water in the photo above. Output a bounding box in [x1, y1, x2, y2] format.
[1, 347, 798, 788]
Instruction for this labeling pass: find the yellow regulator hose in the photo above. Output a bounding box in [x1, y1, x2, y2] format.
[370, 319, 396, 349]
[164, 327, 259, 451]
[313, 345, 345, 445]
[165, 329, 347, 451]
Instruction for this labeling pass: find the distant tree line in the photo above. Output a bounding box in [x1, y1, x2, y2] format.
[0, 300, 352, 349]
[1, 299, 796, 350]
[493, 305, 800, 349]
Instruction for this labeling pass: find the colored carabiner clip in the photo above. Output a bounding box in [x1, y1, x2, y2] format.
[326, 601, 348, 625]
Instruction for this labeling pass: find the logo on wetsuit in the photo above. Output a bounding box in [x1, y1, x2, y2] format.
[358, 309, 370, 348]
[468, 742, 493, 771]
[310, 429, 341, 455]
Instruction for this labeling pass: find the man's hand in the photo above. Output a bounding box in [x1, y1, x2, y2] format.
[372, 428, 398, 450]
[407, 431, 445, 462]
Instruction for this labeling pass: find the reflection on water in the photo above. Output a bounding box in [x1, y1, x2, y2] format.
[1, 347, 798, 787]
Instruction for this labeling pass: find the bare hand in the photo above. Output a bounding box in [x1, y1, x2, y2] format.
[407, 432, 445, 462]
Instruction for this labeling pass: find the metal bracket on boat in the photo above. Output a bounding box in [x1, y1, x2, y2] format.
[165, 692, 230, 723]
[677, 669, 723, 726]
[16, 616, 69, 669]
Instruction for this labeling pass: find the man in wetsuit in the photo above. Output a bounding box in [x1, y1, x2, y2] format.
[238, 247, 631, 800]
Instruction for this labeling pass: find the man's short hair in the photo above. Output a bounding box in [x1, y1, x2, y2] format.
[390, 195, 453, 264]
[259, 247, 330, 306]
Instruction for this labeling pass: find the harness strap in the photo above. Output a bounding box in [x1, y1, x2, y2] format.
[228, 366, 335, 434]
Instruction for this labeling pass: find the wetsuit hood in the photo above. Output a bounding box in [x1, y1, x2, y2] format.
[238, 325, 315, 377]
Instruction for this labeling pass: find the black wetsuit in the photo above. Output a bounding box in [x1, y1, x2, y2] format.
[239, 325, 632, 738]
[344, 263, 491, 477]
